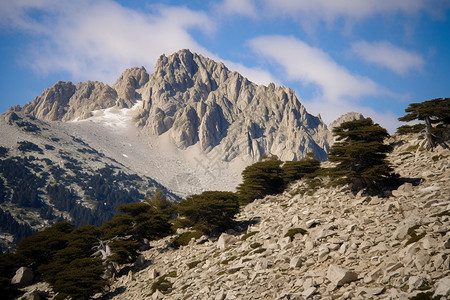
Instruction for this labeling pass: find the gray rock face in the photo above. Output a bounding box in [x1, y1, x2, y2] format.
[113, 66, 149, 108]
[11, 266, 34, 286]
[326, 264, 358, 286]
[15, 49, 333, 162]
[20, 81, 117, 122]
[136, 49, 331, 161]
[22, 81, 76, 121]
[328, 112, 364, 130]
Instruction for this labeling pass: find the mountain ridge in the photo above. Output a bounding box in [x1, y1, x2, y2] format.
[12, 49, 332, 162]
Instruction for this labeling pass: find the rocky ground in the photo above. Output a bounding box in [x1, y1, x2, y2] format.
[104, 133, 450, 300]
[17, 133, 449, 300]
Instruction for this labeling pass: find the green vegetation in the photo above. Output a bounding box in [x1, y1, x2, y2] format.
[399, 98, 450, 149]
[327, 118, 398, 194]
[186, 261, 201, 269]
[406, 225, 426, 245]
[281, 153, 321, 183]
[241, 231, 259, 241]
[221, 256, 237, 264]
[176, 191, 239, 234]
[151, 271, 177, 294]
[284, 228, 307, 241]
[171, 231, 203, 248]
[237, 155, 285, 204]
[396, 124, 426, 135]
[250, 242, 262, 249]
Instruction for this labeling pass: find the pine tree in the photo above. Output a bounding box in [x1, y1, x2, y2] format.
[237, 156, 285, 204]
[398, 98, 450, 148]
[176, 191, 239, 234]
[281, 153, 321, 184]
[328, 118, 396, 194]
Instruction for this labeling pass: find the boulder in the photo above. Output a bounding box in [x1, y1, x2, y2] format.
[326, 265, 358, 287]
[11, 267, 33, 286]
[217, 233, 238, 249]
[433, 276, 450, 298]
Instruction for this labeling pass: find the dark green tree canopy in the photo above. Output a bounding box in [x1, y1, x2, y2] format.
[398, 98, 450, 148]
[237, 156, 285, 204]
[176, 191, 239, 235]
[281, 153, 321, 184]
[328, 118, 397, 194]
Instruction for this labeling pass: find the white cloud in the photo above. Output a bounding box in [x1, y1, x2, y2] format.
[351, 41, 425, 75]
[1, 0, 215, 84]
[248, 35, 382, 102]
[216, 0, 257, 18]
[262, 0, 448, 22]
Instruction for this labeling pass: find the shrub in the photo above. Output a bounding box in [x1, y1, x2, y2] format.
[250, 242, 262, 249]
[171, 231, 203, 248]
[241, 231, 259, 241]
[284, 228, 307, 241]
[151, 271, 177, 294]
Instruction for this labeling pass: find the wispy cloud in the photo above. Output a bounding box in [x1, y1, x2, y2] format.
[351, 41, 425, 75]
[262, 0, 449, 22]
[215, 0, 257, 18]
[248, 35, 383, 101]
[0, 0, 214, 84]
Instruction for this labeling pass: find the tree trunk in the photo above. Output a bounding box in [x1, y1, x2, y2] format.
[424, 116, 436, 149]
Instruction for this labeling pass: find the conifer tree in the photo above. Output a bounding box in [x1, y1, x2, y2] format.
[328, 118, 396, 194]
[176, 191, 239, 234]
[281, 153, 321, 184]
[398, 98, 450, 148]
[237, 156, 285, 204]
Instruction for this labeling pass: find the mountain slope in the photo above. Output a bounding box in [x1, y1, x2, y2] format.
[100, 133, 450, 300]
[0, 111, 176, 251]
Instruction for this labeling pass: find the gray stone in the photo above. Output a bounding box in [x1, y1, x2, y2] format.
[290, 256, 302, 268]
[302, 287, 317, 299]
[11, 267, 33, 286]
[326, 264, 358, 286]
[217, 233, 237, 249]
[433, 276, 450, 298]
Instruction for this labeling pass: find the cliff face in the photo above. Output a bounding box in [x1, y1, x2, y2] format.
[15, 49, 332, 162]
[135, 50, 331, 161]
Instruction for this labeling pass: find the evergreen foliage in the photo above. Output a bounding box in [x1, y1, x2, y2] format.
[396, 124, 426, 135]
[237, 156, 285, 204]
[398, 98, 450, 148]
[328, 118, 396, 194]
[281, 153, 321, 184]
[176, 191, 239, 234]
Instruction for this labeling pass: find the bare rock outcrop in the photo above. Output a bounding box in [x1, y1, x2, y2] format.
[136, 49, 331, 161]
[18, 81, 117, 122]
[113, 66, 149, 108]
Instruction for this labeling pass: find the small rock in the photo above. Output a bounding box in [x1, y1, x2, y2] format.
[408, 276, 424, 292]
[290, 256, 302, 268]
[302, 287, 317, 299]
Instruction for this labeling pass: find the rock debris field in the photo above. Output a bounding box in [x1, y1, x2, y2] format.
[99, 134, 450, 299]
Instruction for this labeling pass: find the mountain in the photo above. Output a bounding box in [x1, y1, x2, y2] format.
[1, 49, 332, 248]
[14, 49, 331, 162]
[0, 111, 177, 251]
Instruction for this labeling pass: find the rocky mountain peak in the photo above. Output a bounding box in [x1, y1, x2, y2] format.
[113, 66, 149, 108]
[21, 81, 76, 122]
[329, 112, 364, 130]
[137, 49, 331, 161]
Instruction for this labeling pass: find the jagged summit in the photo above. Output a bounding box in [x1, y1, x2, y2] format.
[11, 49, 332, 162]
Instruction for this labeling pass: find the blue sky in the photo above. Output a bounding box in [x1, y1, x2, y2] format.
[1, 0, 449, 133]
